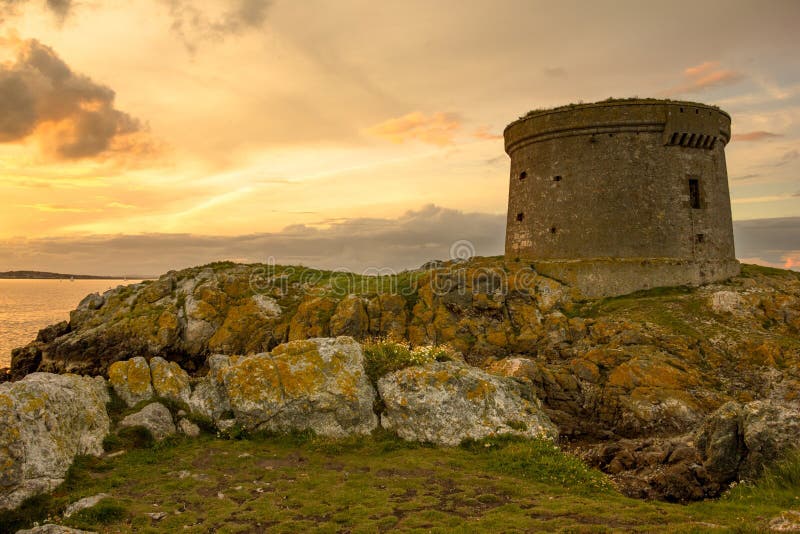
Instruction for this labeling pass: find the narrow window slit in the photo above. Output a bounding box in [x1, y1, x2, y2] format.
[689, 178, 701, 209]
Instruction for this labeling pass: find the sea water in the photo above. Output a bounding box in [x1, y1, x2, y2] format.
[0, 279, 140, 369]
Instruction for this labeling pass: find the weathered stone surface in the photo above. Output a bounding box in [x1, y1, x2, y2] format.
[108, 357, 153, 407]
[16, 526, 97, 534]
[178, 418, 201, 438]
[118, 402, 176, 441]
[288, 297, 337, 341]
[330, 295, 369, 338]
[149, 357, 191, 405]
[379, 361, 557, 446]
[188, 354, 231, 422]
[222, 337, 377, 437]
[64, 493, 111, 518]
[0, 373, 110, 511]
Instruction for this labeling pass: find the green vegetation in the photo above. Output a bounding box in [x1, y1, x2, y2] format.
[1, 432, 797, 532]
[740, 262, 800, 279]
[362, 339, 460, 386]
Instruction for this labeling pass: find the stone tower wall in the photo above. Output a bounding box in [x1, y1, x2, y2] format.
[504, 100, 739, 297]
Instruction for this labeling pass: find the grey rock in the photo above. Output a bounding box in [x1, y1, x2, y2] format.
[64, 493, 111, 518]
[119, 402, 176, 441]
[0, 373, 110, 511]
[178, 418, 201, 438]
[189, 354, 232, 422]
[378, 361, 558, 446]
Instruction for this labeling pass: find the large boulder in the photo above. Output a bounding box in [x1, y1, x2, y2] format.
[219, 337, 377, 437]
[118, 402, 176, 441]
[108, 357, 153, 407]
[378, 361, 557, 446]
[696, 400, 800, 482]
[149, 357, 191, 406]
[0, 373, 110, 511]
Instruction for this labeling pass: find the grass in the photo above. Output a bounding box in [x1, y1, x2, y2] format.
[1, 432, 797, 533]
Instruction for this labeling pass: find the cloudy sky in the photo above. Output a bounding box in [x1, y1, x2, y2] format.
[0, 0, 798, 275]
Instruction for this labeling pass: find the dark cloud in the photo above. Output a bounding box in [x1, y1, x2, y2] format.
[0, 0, 72, 22]
[45, 0, 71, 20]
[161, 0, 272, 53]
[3, 207, 799, 276]
[0, 205, 507, 276]
[0, 37, 145, 159]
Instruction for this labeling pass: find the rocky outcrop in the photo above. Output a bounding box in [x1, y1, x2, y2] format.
[221, 337, 378, 437]
[6, 259, 800, 501]
[378, 361, 557, 446]
[0, 373, 110, 511]
[583, 399, 800, 502]
[118, 402, 176, 441]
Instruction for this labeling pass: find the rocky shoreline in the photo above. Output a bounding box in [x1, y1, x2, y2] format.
[3, 257, 800, 509]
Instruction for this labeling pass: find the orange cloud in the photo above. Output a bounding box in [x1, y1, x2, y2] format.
[733, 131, 782, 142]
[472, 126, 502, 141]
[366, 111, 461, 146]
[783, 252, 800, 270]
[665, 61, 744, 95]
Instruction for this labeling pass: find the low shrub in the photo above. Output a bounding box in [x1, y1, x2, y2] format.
[363, 339, 461, 385]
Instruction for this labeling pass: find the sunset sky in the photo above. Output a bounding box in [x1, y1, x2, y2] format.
[0, 0, 798, 275]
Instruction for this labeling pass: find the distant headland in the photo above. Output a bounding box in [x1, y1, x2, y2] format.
[0, 271, 155, 280]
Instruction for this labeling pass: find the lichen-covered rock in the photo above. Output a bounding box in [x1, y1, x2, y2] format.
[330, 295, 370, 337]
[118, 402, 176, 441]
[0, 373, 110, 511]
[288, 297, 337, 341]
[108, 357, 153, 407]
[222, 337, 377, 437]
[149, 357, 191, 405]
[188, 354, 231, 422]
[378, 361, 557, 446]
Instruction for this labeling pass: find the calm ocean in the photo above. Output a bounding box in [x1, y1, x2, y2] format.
[0, 279, 140, 369]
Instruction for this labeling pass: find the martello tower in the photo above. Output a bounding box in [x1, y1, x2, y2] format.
[504, 99, 740, 298]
